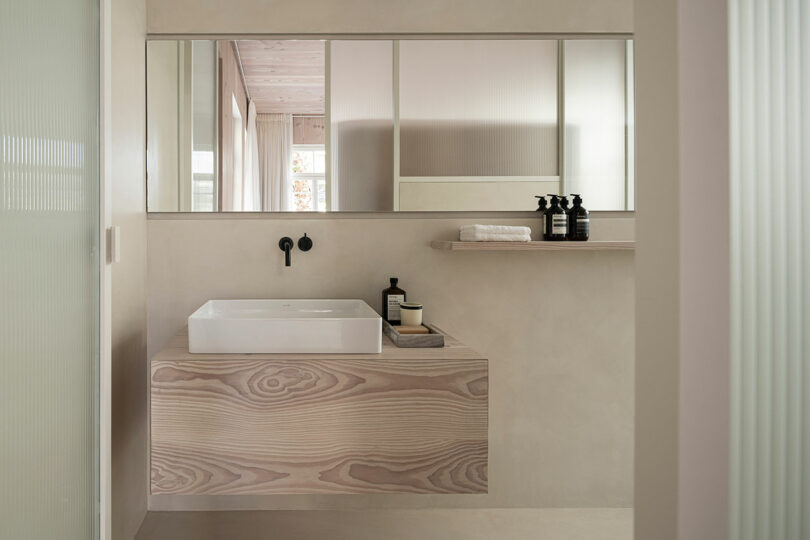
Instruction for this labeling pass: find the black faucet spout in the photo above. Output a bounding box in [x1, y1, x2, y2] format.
[278, 237, 294, 267]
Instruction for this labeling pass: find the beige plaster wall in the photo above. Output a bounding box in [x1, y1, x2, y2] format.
[633, 0, 730, 538]
[111, 0, 149, 536]
[146, 0, 633, 35]
[146, 215, 634, 510]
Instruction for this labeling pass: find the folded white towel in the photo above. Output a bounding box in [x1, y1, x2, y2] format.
[459, 224, 532, 242]
[460, 232, 531, 242]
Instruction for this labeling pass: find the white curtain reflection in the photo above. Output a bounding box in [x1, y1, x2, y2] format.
[257, 113, 292, 212]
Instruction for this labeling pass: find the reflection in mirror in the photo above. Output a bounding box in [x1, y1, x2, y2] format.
[146, 38, 634, 213]
[563, 40, 634, 211]
[398, 40, 558, 211]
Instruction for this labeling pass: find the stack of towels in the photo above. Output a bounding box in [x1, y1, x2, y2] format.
[459, 224, 532, 242]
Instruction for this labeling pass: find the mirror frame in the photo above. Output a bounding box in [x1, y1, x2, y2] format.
[145, 33, 636, 217]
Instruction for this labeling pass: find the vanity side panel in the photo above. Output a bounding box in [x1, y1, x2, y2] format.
[150, 357, 488, 495]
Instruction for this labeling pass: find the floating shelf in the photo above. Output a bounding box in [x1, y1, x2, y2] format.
[430, 240, 635, 251]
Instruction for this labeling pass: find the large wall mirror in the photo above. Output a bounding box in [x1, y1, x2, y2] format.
[146, 38, 634, 213]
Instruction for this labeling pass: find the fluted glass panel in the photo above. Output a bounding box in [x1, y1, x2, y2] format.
[399, 40, 558, 177]
[0, 0, 99, 539]
[563, 40, 631, 211]
[729, 1, 810, 539]
[330, 41, 393, 211]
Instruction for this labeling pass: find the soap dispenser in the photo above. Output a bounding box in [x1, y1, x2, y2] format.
[568, 194, 590, 241]
[382, 277, 407, 325]
[535, 196, 547, 237]
[543, 194, 568, 241]
[559, 195, 571, 239]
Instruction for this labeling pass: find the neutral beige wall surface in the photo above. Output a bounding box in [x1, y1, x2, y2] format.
[146, 215, 634, 510]
[634, 0, 730, 539]
[111, 0, 148, 536]
[147, 0, 633, 35]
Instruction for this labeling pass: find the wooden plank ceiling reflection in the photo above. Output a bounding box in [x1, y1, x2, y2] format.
[236, 40, 325, 114]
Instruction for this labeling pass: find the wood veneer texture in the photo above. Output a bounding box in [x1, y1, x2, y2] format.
[151, 329, 488, 495]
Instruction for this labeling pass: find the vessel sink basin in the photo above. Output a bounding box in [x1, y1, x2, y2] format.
[188, 299, 382, 354]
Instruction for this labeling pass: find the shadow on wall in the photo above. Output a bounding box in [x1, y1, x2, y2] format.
[399, 121, 557, 177]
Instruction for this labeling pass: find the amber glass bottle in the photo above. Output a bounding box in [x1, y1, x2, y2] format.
[382, 277, 407, 325]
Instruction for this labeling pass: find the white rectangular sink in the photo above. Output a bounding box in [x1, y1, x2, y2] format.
[188, 299, 382, 354]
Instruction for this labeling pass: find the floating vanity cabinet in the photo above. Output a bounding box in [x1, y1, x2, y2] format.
[150, 327, 488, 495]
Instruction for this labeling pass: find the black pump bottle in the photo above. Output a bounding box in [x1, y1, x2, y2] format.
[535, 196, 547, 238]
[568, 194, 590, 241]
[559, 196, 571, 239]
[543, 194, 568, 241]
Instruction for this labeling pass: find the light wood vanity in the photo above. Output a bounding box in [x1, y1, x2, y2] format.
[150, 327, 488, 495]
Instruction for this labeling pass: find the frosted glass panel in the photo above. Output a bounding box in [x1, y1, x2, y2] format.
[330, 41, 393, 211]
[729, 0, 810, 539]
[563, 40, 629, 211]
[0, 0, 99, 539]
[399, 40, 558, 177]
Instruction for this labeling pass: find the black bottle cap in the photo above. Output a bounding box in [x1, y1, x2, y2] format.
[547, 194, 560, 204]
[560, 195, 570, 207]
[572, 194, 583, 205]
[390, 277, 398, 286]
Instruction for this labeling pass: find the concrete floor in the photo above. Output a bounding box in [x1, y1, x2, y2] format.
[135, 508, 632, 540]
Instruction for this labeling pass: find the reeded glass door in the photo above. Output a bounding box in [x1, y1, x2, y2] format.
[729, 0, 810, 538]
[0, 1, 100, 538]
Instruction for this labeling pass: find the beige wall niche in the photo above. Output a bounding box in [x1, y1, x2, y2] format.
[146, 215, 634, 511]
[141, 0, 636, 523]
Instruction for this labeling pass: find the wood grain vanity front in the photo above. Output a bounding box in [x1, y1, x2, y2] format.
[151, 328, 488, 495]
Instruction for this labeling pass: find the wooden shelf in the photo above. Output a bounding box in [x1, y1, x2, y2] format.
[430, 240, 635, 251]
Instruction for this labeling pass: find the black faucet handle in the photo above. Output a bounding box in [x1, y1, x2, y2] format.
[297, 233, 313, 252]
[279, 237, 293, 267]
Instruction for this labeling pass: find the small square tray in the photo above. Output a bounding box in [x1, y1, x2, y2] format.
[383, 321, 446, 348]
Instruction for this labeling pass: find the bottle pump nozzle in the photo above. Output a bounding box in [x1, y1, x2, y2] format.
[535, 195, 547, 211]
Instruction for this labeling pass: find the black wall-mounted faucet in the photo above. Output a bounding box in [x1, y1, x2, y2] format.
[278, 237, 294, 267]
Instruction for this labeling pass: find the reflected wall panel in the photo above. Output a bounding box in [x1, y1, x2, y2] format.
[0, 0, 99, 538]
[191, 41, 217, 211]
[399, 40, 558, 178]
[330, 41, 393, 211]
[146, 41, 180, 212]
[563, 40, 627, 211]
